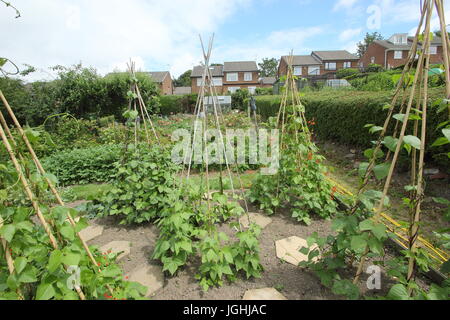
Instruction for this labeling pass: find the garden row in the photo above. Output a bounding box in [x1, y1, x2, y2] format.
[255, 88, 449, 168]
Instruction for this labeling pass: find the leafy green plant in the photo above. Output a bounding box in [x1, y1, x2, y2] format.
[90, 146, 179, 224]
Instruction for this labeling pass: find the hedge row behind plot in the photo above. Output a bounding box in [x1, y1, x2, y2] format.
[42, 144, 123, 185]
[159, 94, 198, 115]
[255, 88, 449, 166]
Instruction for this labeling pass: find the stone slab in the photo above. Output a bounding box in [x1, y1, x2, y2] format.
[100, 241, 131, 261]
[239, 212, 272, 229]
[79, 226, 104, 242]
[275, 236, 318, 266]
[243, 288, 287, 300]
[127, 265, 164, 297]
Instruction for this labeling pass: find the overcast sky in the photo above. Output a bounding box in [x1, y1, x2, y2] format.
[1, 0, 449, 81]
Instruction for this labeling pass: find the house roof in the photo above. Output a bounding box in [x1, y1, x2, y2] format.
[223, 61, 258, 72]
[312, 50, 359, 61]
[191, 65, 224, 78]
[260, 77, 276, 85]
[173, 87, 192, 95]
[281, 55, 321, 66]
[147, 71, 170, 83]
[374, 39, 411, 50]
[408, 36, 443, 45]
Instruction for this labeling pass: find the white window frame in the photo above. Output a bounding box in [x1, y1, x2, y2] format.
[394, 51, 403, 59]
[308, 66, 320, 76]
[196, 78, 204, 86]
[325, 62, 337, 71]
[370, 57, 375, 64]
[213, 77, 223, 86]
[226, 73, 238, 82]
[244, 72, 252, 81]
[293, 66, 302, 76]
[430, 46, 437, 55]
[343, 62, 352, 69]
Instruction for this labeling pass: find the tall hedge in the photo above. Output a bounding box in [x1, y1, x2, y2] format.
[255, 88, 449, 166]
[159, 94, 198, 115]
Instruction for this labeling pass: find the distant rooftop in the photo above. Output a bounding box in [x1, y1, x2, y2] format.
[191, 65, 224, 78]
[223, 61, 258, 72]
[281, 55, 321, 66]
[312, 50, 359, 61]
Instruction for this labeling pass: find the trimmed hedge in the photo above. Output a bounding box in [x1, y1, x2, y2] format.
[255, 88, 449, 166]
[159, 94, 198, 115]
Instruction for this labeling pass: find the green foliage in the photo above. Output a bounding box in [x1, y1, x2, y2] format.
[89, 146, 179, 224]
[255, 87, 273, 96]
[42, 144, 123, 185]
[336, 68, 360, 79]
[231, 89, 250, 111]
[258, 58, 279, 77]
[159, 94, 198, 115]
[152, 183, 263, 291]
[254, 89, 449, 169]
[0, 168, 146, 300]
[366, 64, 384, 73]
[173, 70, 192, 87]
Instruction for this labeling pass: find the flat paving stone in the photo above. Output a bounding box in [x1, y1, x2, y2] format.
[243, 288, 287, 300]
[79, 226, 104, 242]
[127, 265, 164, 297]
[239, 212, 272, 229]
[275, 236, 318, 266]
[100, 241, 131, 261]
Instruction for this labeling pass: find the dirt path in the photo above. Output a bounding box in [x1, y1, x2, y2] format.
[86, 203, 341, 300]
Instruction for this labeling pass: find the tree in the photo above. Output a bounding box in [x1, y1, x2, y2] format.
[258, 58, 279, 77]
[356, 32, 383, 58]
[173, 70, 192, 87]
[434, 30, 450, 38]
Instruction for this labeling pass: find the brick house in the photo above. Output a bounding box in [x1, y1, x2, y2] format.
[359, 33, 444, 69]
[190, 65, 224, 94]
[190, 61, 261, 94]
[148, 71, 173, 95]
[259, 76, 276, 88]
[222, 61, 260, 94]
[278, 50, 359, 79]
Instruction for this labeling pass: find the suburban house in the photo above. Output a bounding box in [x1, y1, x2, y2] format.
[222, 61, 260, 94]
[359, 33, 444, 69]
[147, 71, 173, 95]
[190, 65, 225, 94]
[277, 50, 359, 79]
[190, 61, 261, 94]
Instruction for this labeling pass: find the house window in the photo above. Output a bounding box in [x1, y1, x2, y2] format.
[430, 46, 437, 55]
[226, 73, 238, 81]
[196, 78, 204, 86]
[325, 62, 337, 70]
[343, 62, 352, 69]
[248, 87, 256, 94]
[293, 66, 302, 76]
[213, 77, 223, 86]
[244, 72, 253, 81]
[394, 51, 403, 59]
[228, 87, 240, 93]
[308, 66, 320, 75]
[371, 57, 375, 64]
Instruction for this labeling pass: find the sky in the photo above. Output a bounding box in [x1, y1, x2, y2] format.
[1, 0, 449, 81]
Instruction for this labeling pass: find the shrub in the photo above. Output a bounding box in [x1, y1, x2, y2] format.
[254, 88, 449, 168]
[42, 144, 123, 185]
[159, 94, 198, 115]
[231, 89, 250, 111]
[366, 63, 384, 73]
[336, 68, 360, 79]
[255, 87, 273, 95]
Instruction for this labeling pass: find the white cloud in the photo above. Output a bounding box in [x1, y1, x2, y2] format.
[339, 28, 362, 42]
[0, 0, 252, 80]
[333, 0, 358, 12]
